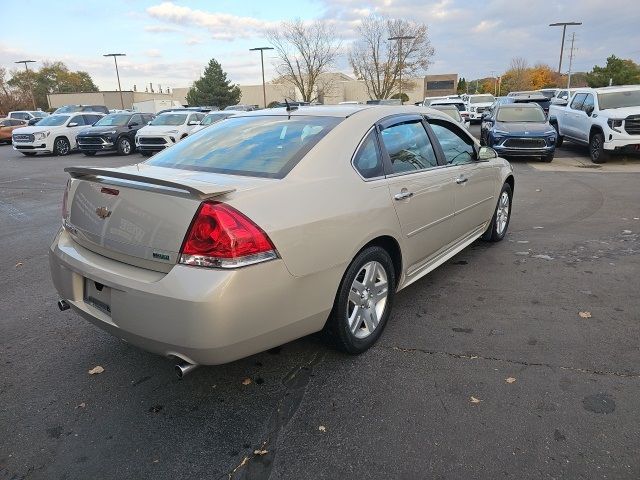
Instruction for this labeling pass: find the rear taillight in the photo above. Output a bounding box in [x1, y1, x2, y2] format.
[179, 202, 277, 269]
[62, 179, 70, 221]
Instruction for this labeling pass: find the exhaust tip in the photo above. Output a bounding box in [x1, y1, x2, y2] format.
[175, 361, 198, 379]
[57, 299, 70, 311]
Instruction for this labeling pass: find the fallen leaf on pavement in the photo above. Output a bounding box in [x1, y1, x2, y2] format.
[470, 396, 481, 404]
[318, 425, 327, 432]
[254, 449, 268, 456]
[15, 262, 23, 268]
[579, 311, 592, 319]
[241, 378, 252, 385]
[77, 402, 86, 408]
[505, 377, 516, 384]
[88, 366, 104, 375]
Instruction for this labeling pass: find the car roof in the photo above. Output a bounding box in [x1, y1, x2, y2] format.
[498, 102, 541, 108]
[581, 85, 640, 93]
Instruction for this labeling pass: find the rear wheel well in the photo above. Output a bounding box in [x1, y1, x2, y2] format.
[505, 175, 514, 195]
[360, 236, 402, 281]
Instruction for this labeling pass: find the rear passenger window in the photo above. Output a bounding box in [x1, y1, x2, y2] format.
[380, 121, 438, 174]
[429, 120, 476, 165]
[353, 130, 384, 179]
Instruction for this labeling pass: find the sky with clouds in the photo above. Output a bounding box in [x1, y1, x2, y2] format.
[2, 0, 639, 91]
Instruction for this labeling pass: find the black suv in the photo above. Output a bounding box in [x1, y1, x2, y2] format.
[76, 112, 154, 156]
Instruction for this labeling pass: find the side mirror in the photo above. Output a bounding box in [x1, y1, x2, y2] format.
[188, 121, 199, 126]
[68, 122, 78, 127]
[128, 122, 139, 128]
[478, 146, 498, 161]
[585, 105, 594, 116]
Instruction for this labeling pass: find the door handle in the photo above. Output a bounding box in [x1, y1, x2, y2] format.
[394, 190, 414, 200]
[455, 176, 468, 185]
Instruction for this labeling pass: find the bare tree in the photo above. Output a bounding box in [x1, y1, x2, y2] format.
[349, 15, 435, 100]
[509, 57, 531, 90]
[267, 19, 341, 103]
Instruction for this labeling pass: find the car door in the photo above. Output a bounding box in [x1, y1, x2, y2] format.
[574, 93, 594, 142]
[564, 93, 586, 139]
[67, 115, 87, 148]
[128, 114, 144, 136]
[378, 115, 455, 273]
[428, 119, 498, 242]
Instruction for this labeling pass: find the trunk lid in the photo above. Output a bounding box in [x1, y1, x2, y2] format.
[64, 164, 266, 272]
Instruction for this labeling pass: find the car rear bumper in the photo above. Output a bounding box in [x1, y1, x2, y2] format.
[49, 228, 335, 365]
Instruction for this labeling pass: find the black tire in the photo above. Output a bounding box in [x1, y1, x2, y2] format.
[481, 183, 512, 242]
[542, 152, 554, 162]
[83, 151, 96, 156]
[53, 137, 71, 156]
[589, 132, 608, 163]
[324, 246, 396, 354]
[552, 123, 563, 147]
[21, 152, 37, 157]
[117, 136, 133, 156]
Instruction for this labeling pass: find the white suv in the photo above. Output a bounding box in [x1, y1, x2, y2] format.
[549, 85, 640, 163]
[12, 113, 104, 156]
[463, 94, 496, 122]
[135, 111, 204, 155]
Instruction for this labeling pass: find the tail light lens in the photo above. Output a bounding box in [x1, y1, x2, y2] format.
[179, 202, 277, 269]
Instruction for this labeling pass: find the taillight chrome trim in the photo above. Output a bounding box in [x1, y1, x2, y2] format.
[179, 250, 278, 269]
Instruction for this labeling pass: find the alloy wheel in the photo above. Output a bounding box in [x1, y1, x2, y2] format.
[56, 139, 69, 155]
[496, 191, 510, 235]
[121, 138, 131, 154]
[347, 260, 388, 339]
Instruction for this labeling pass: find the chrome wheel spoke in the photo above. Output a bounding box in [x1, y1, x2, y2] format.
[346, 260, 388, 339]
[349, 288, 362, 306]
[349, 308, 363, 334]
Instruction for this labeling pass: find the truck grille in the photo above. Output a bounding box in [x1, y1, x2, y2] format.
[503, 137, 546, 148]
[78, 137, 104, 145]
[13, 134, 34, 143]
[625, 115, 640, 135]
[476, 107, 486, 114]
[138, 137, 166, 145]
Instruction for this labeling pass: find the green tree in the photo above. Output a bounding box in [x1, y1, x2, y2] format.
[456, 77, 467, 94]
[8, 61, 99, 109]
[186, 59, 240, 108]
[586, 55, 640, 87]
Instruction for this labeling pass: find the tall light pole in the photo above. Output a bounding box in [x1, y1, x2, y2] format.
[15, 60, 37, 110]
[103, 53, 126, 109]
[490, 70, 497, 96]
[388, 35, 416, 104]
[250, 47, 274, 108]
[549, 22, 582, 75]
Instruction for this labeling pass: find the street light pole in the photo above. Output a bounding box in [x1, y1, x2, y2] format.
[549, 22, 582, 75]
[103, 53, 126, 109]
[15, 60, 37, 110]
[250, 47, 274, 108]
[388, 35, 416, 104]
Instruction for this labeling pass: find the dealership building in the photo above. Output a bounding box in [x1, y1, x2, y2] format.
[46, 73, 458, 110]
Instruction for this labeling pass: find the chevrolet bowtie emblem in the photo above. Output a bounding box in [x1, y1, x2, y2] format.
[95, 206, 112, 219]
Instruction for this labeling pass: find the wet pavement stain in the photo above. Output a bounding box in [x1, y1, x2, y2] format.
[582, 393, 616, 414]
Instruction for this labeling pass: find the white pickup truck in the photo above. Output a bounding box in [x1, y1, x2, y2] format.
[548, 85, 640, 163]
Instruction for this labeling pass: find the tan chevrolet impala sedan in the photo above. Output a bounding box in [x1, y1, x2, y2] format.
[49, 105, 514, 377]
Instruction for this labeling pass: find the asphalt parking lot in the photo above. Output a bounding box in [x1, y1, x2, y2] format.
[1, 132, 639, 480]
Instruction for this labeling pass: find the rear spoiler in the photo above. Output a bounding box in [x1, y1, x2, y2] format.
[65, 166, 235, 200]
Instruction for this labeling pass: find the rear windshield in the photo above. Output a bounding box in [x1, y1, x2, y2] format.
[470, 95, 495, 104]
[496, 106, 546, 122]
[149, 113, 187, 126]
[597, 90, 640, 110]
[432, 106, 462, 121]
[35, 115, 70, 126]
[146, 115, 342, 178]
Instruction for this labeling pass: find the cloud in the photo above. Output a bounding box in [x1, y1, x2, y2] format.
[472, 20, 500, 33]
[185, 37, 203, 46]
[146, 2, 275, 40]
[144, 24, 180, 33]
[144, 49, 162, 58]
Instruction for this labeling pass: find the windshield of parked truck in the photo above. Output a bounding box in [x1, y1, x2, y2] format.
[94, 114, 130, 126]
[496, 106, 546, 122]
[597, 90, 640, 110]
[146, 115, 342, 178]
[53, 105, 82, 114]
[470, 95, 495, 104]
[35, 115, 70, 126]
[149, 113, 188, 126]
